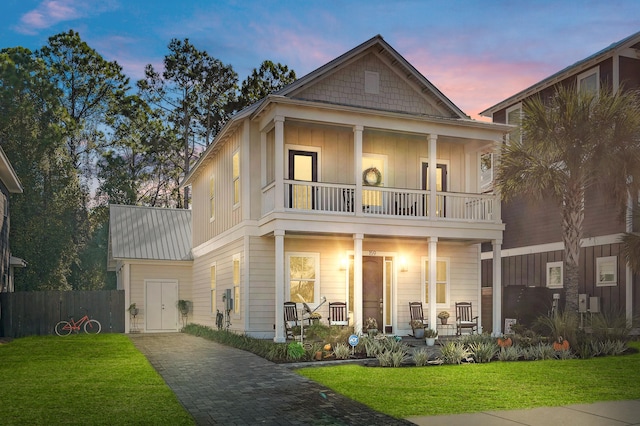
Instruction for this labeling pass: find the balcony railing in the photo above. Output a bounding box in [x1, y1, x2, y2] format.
[278, 180, 496, 222]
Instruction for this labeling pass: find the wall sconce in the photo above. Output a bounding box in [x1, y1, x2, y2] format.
[339, 256, 348, 271]
[399, 256, 408, 272]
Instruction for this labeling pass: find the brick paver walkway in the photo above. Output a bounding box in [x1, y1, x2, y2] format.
[130, 333, 411, 425]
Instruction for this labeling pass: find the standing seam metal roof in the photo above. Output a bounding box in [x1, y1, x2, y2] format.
[109, 204, 192, 261]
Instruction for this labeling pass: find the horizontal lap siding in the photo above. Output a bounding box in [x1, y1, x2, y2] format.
[247, 236, 276, 334]
[191, 239, 244, 331]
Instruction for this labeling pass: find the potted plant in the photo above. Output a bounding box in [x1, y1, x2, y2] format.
[177, 300, 190, 316]
[424, 328, 438, 346]
[410, 319, 425, 339]
[437, 311, 450, 324]
[364, 317, 378, 336]
[127, 303, 139, 316]
[309, 312, 322, 325]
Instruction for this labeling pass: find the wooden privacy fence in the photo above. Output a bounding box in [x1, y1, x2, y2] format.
[0, 290, 125, 338]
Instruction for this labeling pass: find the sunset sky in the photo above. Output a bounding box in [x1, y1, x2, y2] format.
[2, 0, 639, 119]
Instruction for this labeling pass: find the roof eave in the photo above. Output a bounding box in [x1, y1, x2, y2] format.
[480, 30, 640, 117]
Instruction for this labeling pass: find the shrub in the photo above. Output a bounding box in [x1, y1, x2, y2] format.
[333, 343, 351, 360]
[459, 333, 493, 346]
[555, 349, 575, 360]
[412, 348, 430, 367]
[522, 343, 556, 360]
[287, 342, 305, 360]
[588, 309, 633, 342]
[497, 346, 522, 361]
[535, 310, 579, 347]
[440, 341, 472, 365]
[469, 341, 498, 363]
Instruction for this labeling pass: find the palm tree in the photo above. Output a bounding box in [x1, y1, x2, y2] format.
[497, 84, 640, 312]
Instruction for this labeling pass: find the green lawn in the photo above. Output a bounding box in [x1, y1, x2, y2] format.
[0, 334, 193, 425]
[298, 341, 640, 418]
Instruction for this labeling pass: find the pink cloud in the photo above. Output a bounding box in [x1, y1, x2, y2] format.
[406, 50, 556, 120]
[14, 0, 117, 35]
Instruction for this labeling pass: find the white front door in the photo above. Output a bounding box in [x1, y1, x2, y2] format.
[145, 280, 178, 331]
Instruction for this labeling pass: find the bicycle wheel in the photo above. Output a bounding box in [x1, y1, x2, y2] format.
[55, 321, 72, 336]
[84, 319, 101, 334]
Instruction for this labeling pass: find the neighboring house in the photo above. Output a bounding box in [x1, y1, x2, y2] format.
[0, 145, 24, 293]
[480, 30, 640, 325]
[111, 35, 510, 340]
[108, 204, 192, 333]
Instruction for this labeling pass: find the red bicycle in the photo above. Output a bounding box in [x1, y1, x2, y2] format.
[54, 308, 102, 336]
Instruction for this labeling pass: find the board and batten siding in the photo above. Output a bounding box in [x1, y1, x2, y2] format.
[191, 127, 243, 248]
[127, 262, 192, 330]
[190, 238, 244, 331]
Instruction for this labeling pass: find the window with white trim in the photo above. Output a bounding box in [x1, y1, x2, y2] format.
[480, 152, 494, 193]
[506, 103, 522, 144]
[577, 67, 599, 95]
[423, 257, 449, 306]
[232, 150, 240, 206]
[287, 253, 319, 303]
[546, 261, 563, 288]
[210, 264, 217, 314]
[232, 254, 241, 313]
[596, 256, 617, 286]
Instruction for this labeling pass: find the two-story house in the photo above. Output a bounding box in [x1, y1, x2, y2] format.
[110, 35, 510, 340]
[480, 30, 640, 327]
[0, 145, 23, 293]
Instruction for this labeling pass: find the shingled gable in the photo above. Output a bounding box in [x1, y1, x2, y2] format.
[274, 34, 468, 119]
[108, 204, 192, 270]
[480, 30, 640, 117]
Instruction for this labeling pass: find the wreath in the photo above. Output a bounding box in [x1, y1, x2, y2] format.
[362, 167, 382, 186]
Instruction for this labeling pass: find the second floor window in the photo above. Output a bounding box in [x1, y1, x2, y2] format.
[506, 104, 522, 144]
[232, 151, 240, 206]
[577, 67, 599, 95]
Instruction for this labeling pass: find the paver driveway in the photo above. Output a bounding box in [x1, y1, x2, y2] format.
[130, 333, 411, 425]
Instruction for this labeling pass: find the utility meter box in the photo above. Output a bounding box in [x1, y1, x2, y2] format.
[578, 294, 588, 313]
[589, 297, 600, 313]
[223, 289, 233, 311]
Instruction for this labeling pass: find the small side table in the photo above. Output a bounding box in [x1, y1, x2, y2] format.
[437, 323, 455, 336]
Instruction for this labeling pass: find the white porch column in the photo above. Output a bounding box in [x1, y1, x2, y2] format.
[354, 125, 363, 214]
[273, 230, 286, 342]
[626, 192, 633, 325]
[123, 263, 131, 334]
[428, 134, 437, 218]
[274, 116, 285, 213]
[492, 239, 502, 336]
[353, 233, 364, 334]
[428, 237, 438, 329]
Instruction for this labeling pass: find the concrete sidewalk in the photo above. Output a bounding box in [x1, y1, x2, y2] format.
[408, 399, 640, 425]
[131, 333, 640, 426]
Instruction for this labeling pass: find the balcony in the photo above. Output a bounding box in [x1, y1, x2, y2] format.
[261, 180, 497, 223]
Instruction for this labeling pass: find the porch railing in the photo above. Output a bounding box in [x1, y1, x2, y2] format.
[281, 180, 496, 222]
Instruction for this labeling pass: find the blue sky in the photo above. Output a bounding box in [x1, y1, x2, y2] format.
[2, 0, 639, 119]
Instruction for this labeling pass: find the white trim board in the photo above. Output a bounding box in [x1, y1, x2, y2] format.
[481, 234, 625, 260]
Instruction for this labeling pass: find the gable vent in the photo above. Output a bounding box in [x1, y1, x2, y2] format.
[364, 71, 380, 94]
